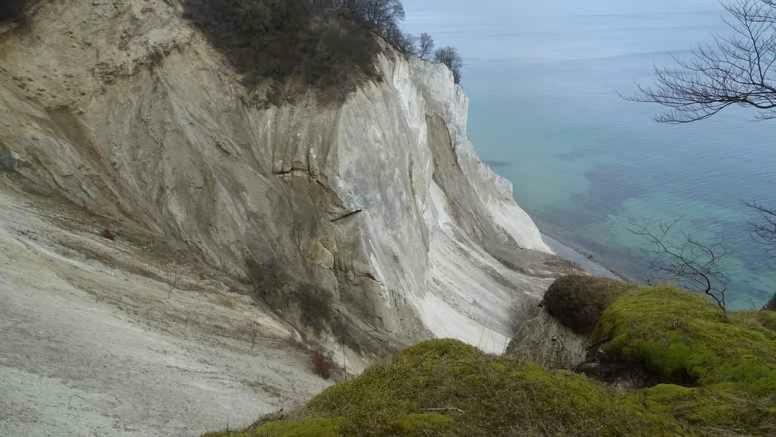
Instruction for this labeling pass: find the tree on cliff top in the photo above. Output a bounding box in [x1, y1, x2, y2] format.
[418, 33, 435, 60]
[183, 0, 426, 96]
[435, 46, 464, 84]
[343, 0, 405, 32]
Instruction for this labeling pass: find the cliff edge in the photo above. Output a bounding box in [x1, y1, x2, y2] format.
[0, 1, 575, 435]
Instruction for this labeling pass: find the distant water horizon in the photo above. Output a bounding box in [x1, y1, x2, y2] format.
[404, 0, 776, 308]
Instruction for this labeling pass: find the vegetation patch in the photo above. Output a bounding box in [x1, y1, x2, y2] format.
[543, 275, 632, 334]
[247, 259, 333, 335]
[593, 287, 776, 389]
[634, 383, 775, 435]
[182, 0, 406, 102]
[592, 287, 776, 435]
[246, 259, 364, 353]
[203, 418, 344, 437]
[310, 350, 336, 380]
[208, 339, 685, 436]
[207, 285, 775, 436]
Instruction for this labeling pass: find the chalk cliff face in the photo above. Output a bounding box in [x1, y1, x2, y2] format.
[0, 1, 574, 435]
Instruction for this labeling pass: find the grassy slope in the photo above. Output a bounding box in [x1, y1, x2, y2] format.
[595, 287, 776, 435]
[207, 287, 776, 436]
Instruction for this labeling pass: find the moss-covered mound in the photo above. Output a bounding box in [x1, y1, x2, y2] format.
[594, 287, 776, 434]
[207, 340, 685, 436]
[594, 287, 776, 388]
[542, 275, 632, 334]
[206, 286, 776, 436]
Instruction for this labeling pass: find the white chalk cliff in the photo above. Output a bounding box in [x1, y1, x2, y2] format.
[0, 1, 575, 435]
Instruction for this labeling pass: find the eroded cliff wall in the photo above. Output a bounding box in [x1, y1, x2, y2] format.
[0, 1, 574, 434]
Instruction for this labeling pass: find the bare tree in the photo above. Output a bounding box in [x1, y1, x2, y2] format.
[418, 32, 435, 60]
[632, 1, 776, 311]
[336, 1, 417, 54]
[747, 202, 776, 307]
[385, 22, 417, 55]
[630, 220, 730, 312]
[747, 201, 776, 251]
[435, 46, 463, 84]
[343, 0, 405, 32]
[635, 0, 776, 123]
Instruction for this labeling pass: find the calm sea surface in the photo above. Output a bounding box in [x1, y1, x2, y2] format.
[403, 0, 776, 308]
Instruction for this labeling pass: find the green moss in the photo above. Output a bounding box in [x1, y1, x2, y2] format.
[543, 275, 633, 334]
[203, 418, 342, 437]
[593, 287, 776, 390]
[390, 413, 453, 435]
[208, 286, 776, 437]
[252, 418, 342, 437]
[757, 310, 776, 331]
[634, 383, 775, 435]
[217, 340, 684, 436]
[593, 287, 776, 435]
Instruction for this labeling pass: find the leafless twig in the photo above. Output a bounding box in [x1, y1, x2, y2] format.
[629, 220, 729, 312]
[746, 201, 776, 253]
[632, 0, 776, 123]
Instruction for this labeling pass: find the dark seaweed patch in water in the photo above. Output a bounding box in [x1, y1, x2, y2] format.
[485, 160, 511, 169]
[543, 164, 643, 229]
[555, 145, 614, 161]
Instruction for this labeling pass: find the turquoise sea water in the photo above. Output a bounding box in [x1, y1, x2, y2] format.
[404, 0, 776, 308]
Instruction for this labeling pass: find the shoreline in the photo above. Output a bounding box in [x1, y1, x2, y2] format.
[540, 231, 631, 282]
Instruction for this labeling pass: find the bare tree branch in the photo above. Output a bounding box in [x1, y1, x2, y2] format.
[418, 32, 435, 60]
[632, 0, 776, 123]
[746, 201, 776, 252]
[434, 46, 463, 84]
[630, 221, 729, 312]
[747, 201, 776, 306]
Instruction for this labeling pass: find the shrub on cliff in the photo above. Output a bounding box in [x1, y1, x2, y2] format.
[183, 0, 419, 100]
[434, 47, 463, 84]
[542, 275, 632, 335]
[184, 0, 377, 93]
[246, 259, 367, 355]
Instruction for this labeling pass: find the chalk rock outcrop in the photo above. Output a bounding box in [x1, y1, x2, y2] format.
[506, 306, 590, 369]
[0, 1, 576, 435]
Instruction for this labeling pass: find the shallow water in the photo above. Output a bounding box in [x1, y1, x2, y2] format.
[404, 0, 776, 308]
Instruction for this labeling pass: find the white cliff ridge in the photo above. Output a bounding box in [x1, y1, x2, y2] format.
[0, 1, 573, 435]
